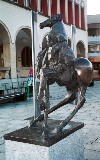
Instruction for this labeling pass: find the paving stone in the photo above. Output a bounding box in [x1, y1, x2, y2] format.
[0, 81, 100, 160]
[0, 144, 5, 153]
[0, 152, 5, 160]
[84, 149, 100, 160]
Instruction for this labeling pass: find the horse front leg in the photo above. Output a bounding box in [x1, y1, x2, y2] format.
[38, 69, 50, 139]
[44, 84, 50, 109]
[38, 68, 48, 111]
[42, 109, 49, 139]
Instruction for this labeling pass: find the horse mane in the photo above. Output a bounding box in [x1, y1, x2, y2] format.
[51, 14, 63, 22]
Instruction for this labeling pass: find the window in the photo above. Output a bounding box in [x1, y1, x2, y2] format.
[24, 0, 31, 8]
[75, 4, 79, 27]
[21, 47, 32, 67]
[81, 7, 85, 30]
[88, 45, 99, 53]
[88, 28, 99, 37]
[93, 63, 98, 70]
[92, 63, 100, 75]
[68, 0, 73, 24]
[0, 44, 4, 67]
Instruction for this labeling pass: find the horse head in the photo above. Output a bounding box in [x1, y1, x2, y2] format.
[40, 14, 63, 29]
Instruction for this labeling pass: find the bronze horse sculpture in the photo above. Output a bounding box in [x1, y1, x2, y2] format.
[30, 14, 93, 139]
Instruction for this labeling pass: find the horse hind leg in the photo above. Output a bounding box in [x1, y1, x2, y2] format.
[55, 85, 87, 133]
[56, 97, 86, 133]
[30, 88, 77, 127]
[44, 84, 50, 109]
[42, 109, 49, 139]
[78, 84, 87, 103]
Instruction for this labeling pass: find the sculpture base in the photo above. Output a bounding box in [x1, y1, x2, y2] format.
[4, 120, 84, 160]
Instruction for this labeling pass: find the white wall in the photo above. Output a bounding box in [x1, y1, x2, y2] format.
[0, 0, 88, 80]
[0, 1, 31, 43]
[0, 0, 88, 56]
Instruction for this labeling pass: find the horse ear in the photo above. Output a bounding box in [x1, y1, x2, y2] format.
[55, 14, 63, 21]
[40, 23, 43, 29]
[51, 14, 63, 21]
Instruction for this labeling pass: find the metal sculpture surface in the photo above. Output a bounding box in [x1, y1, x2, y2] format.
[30, 14, 93, 139]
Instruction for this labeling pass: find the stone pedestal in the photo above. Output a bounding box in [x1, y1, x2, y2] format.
[4, 120, 84, 160]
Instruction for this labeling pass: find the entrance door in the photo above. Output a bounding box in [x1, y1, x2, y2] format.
[0, 44, 3, 67]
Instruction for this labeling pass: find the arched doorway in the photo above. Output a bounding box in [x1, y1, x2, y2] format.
[77, 41, 85, 58]
[21, 46, 32, 67]
[0, 44, 3, 67]
[0, 22, 10, 79]
[16, 28, 32, 78]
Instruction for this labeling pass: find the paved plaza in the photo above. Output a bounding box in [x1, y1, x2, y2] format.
[0, 81, 100, 160]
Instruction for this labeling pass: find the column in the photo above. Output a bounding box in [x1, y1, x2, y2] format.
[57, 0, 60, 14]
[37, 0, 41, 12]
[60, 0, 66, 22]
[65, 0, 68, 23]
[31, 0, 37, 11]
[72, 0, 75, 25]
[3, 40, 10, 67]
[48, 0, 51, 17]
[10, 42, 17, 79]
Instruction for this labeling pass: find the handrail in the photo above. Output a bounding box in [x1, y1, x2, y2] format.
[0, 67, 10, 71]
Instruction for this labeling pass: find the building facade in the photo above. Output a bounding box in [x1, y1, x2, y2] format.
[0, 0, 87, 94]
[88, 14, 100, 79]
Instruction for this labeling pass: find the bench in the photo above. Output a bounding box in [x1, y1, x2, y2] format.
[0, 92, 27, 105]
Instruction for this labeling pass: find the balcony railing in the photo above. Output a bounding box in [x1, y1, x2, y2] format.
[88, 53, 100, 57]
[88, 36, 100, 44]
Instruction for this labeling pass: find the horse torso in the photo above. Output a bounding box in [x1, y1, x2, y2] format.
[47, 22, 76, 86]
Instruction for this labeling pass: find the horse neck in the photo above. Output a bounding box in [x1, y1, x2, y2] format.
[49, 21, 67, 44]
[52, 21, 63, 29]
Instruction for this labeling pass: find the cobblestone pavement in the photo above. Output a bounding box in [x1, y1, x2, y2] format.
[0, 81, 100, 160]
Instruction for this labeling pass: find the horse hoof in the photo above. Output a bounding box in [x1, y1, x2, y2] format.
[29, 121, 36, 128]
[52, 126, 62, 134]
[57, 127, 62, 133]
